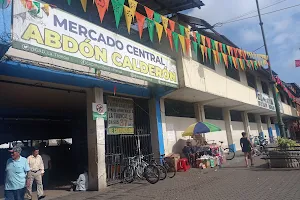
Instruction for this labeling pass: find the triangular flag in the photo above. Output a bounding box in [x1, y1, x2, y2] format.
[42, 4, 50, 16]
[196, 32, 201, 44]
[230, 47, 234, 57]
[26, 1, 33, 10]
[161, 16, 169, 34]
[128, 0, 137, 19]
[232, 57, 238, 69]
[211, 40, 216, 50]
[179, 24, 185, 36]
[169, 20, 175, 32]
[201, 35, 206, 46]
[242, 50, 247, 59]
[219, 52, 222, 64]
[144, 6, 154, 20]
[80, 0, 87, 12]
[67, 0, 71, 5]
[206, 37, 211, 49]
[135, 12, 145, 39]
[185, 27, 191, 38]
[155, 22, 163, 42]
[250, 60, 254, 69]
[111, 0, 125, 28]
[146, 18, 155, 42]
[192, 41, 198, 55]
[239, 58, 244, 70]
[105, 0, 110, 10]
[192, 31, 197, 42]
[219, 42, 223, 53]
[124, 6, 133, 33]
[238, 49, 243, 58]
[172, 32, 179, 52]
[213, 50, 218, 64]
[215, 41, 219, 52]
[222, 53, 228, 68]
[185, 38, 191, 56]
[178, 34, 186, 53]
[222, 44, 227, 54]
[154, 12, 161, 23]
[166, 28, 173, 50]
[233, 48, 238, 58]
[254, 61, 258, 70]
[200, 45, 205, 61]
[207, 48, 212, 64]
[228, 56, 233, 68]
[227, 46, 231, 56]
[204, 46, 208, 61]
[95, 0, 108, 23]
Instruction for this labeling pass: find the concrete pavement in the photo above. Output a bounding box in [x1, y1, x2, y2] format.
[52, 157, 300, 200]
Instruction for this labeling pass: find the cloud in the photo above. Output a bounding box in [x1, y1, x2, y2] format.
[239, 28, 262, 44]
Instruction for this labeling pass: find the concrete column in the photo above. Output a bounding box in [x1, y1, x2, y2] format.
[222, 108, 236, 152]
[266, 116, 273, 142]
[149, 97, 165, 158]
[241, 112, 251, 137]
[255, 114, 264, 138]
[86, 88, 106, 190]
[194, 103, 205, 122]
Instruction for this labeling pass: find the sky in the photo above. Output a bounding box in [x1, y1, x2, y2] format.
[184, 0, 300, 85]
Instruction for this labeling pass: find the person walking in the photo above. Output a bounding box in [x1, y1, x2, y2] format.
[240, 132, 254, 167]
[26, 147, 46, 200]
[5, 146, 30, 200]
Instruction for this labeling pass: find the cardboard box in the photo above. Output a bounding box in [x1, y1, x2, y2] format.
[166, 153, 180, 171]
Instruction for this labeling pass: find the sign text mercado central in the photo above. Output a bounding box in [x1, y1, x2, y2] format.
[12, 0, 178, 88]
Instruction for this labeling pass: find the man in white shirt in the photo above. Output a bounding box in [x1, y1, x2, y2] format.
[41, 150, 51, 189]
[26, 147, 45, 200]
[71, 168, 89, 192]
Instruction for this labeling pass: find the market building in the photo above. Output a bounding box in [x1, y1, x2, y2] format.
[0, 0, 299, 192]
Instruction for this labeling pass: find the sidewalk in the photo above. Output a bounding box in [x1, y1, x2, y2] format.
[52, 157, 300, 200]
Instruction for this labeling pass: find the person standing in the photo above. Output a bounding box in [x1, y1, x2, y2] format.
[26, 147, 46, 200]
[41, 150, 51, 189]
[240, 132, 254, 167]
[5, 146, 30, 200]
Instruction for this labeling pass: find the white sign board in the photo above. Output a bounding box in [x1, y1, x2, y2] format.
[257, 92, 283, 113]
[12, 0, 178, 88]
[107, 96, 134, 135]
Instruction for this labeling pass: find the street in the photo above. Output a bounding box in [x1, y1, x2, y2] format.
[53, 158, 300, 200]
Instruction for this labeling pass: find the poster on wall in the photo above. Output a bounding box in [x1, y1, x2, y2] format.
[257, 92, 283, 113]
[107, 96, 134, 135]
[92, 103, 107, 120]
[11, 0, 178, 88]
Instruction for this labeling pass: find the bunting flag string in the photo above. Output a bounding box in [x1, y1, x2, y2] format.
[205, 37, 211, 49]
[192, 41, 198, 55]
[200, 45, 205, 62]
[185, 27, 190, 39]
[192, 32, 197, 42]
[222, 53, 228, 68]
[201, 35, 206, 47]
[111, 0, 125, 28]
[80, 0, 87, 12]
[228, 56, 233, 68]
[161, 16, 169, 35]
[154, 12, 161, 23]
[169, 20, 175, 32]
[215, 41, 219, 52]
[135, 12, 145, 39]
[166, 28, 173, 50]
[128, 0, 137, 19]
[196, 33, 201, 44]
[67, 0, 71, 5]
[124, 5, 133, 33]
[207, 48, 212, 64]
[179, 24, 185, 36]
[155, 22, 163, 43]
[146, 18, 155, 42]
[144, 6, 154, 20]
[178, 34, 186, 54]
[185, 38, 191, 56]
[213, 50, 218, 65]
[96, 0, 108, 23]
[172, 32, 179, 52]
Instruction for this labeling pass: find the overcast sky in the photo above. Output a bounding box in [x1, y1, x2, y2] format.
[184, 0, 300, 85]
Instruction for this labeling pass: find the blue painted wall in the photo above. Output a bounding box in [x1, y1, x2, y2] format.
[155, 97, 165, 156]
[275, 124, 281, 137]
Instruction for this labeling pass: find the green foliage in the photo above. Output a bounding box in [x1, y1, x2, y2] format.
[277, 137, 297, 149]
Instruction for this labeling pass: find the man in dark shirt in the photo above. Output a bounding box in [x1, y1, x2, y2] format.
[182, 140, 195, 166]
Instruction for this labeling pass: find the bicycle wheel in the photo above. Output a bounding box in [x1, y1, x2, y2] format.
[144, 165, 160, 184]
[157, 165, 167, 180]
[164, 163, 176, 178]
[122, 166, 135, 183]
[224, 148, 235, 160]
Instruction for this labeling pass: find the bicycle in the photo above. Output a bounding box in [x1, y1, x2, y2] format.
[208, 140, 235, 160]
[150, 154, 176, 180]
[122, 155, 160, 184]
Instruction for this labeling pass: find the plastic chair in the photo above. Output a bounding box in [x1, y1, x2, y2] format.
[177, 158, 190, 172]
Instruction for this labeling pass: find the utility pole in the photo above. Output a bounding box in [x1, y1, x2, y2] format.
[255, 0, 286, 137]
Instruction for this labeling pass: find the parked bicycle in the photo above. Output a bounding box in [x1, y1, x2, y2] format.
[208, 140, 235, 160]
[122, 155, 160, 184]
[150, 154, 176, 180]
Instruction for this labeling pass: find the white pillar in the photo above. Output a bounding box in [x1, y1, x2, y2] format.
[241, 112, 251, 137]
[86, 88, 106, 190]
[255, 114, 264, 138]
[194, 103, 205, 122]
[223, 108, 236, 152]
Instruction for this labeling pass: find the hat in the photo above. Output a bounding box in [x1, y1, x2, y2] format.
[9, 146, 22, 154]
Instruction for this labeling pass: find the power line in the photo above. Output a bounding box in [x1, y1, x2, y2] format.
[252, 45, 265, 53]
[220, 0, 289, 24]
[218, 3, 300, 26]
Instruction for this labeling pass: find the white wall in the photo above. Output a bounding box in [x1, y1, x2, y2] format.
[249, 122, 259, 137]
[231, 121, 245, 151]
[164, 116, 197, 155]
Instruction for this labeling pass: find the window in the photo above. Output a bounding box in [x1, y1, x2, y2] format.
[261, 81, 269, 95]
[226, 68, 240, 81]
[204, 106, 223, 120]
[246, 72, 257, 89]
[261, 115, 267, 123]
[165, 99, 195, 118]
[230, 110, 242, 122]
[248, 113, 256, 123]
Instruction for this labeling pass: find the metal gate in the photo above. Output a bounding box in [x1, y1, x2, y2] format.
[105, 96, 152, 185]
